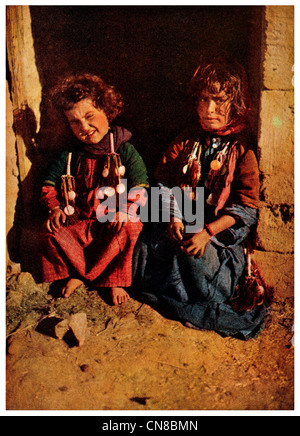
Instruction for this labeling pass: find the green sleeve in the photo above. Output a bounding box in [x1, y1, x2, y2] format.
[119, 142, 149, 189]
[43, 151, 70, 189]
[43, 144, 148, 191]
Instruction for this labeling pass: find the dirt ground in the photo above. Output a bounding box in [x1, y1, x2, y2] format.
[6, 271, 294, 412]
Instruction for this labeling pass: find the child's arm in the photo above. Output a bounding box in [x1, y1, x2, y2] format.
[180, 215, 237, 258]
[40, 151, 69, 232]
[108, 142, 149, 231]
[119, 142, 149, 190]
[229, 149, 260, 209]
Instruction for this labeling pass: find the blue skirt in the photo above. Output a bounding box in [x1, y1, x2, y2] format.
[132, 219, 269, 340]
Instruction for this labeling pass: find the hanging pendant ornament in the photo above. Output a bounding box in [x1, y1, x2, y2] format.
[102, 168, 109, 178]
[60, 152, 77, 223]
[116, 183, 126, 194]
[68, 190, 76, 201]
[180, 142, 202, 188]
[118, 165, 126, 177]
[212, 138, 221, 149]
[104, 186, 115, 197]
[210, 159, 222, 171]
[96, 188, 105, 199]
[101, 131, 126, 187]
[64, 205, 75, 216]
[210, 141, 230, 171]
[100, 131, 127, 203]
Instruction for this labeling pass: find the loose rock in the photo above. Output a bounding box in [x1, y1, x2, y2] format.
[69, 313, 88, 346]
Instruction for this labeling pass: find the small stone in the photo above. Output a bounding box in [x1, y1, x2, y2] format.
[7, 337, 22, 355]
[58, 386, 68, 392]
[69, 313, 88, 346]
[54, 318, 70, 340]
[80, 364, 89, 372]
[7, 262, 21, 275]
[17, 272, 36, 287]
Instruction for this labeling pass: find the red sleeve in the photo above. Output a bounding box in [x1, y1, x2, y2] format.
[40, 186, 60, 211]
[230, 149, 260, 209]
[154, 140, 186, 186]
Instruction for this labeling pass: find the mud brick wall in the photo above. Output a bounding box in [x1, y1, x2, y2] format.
[253, 6, 294, 298]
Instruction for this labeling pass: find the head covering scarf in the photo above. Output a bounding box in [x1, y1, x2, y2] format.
[82, 125, 132, 158]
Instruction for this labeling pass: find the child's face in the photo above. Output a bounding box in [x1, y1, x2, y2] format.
[64, 98, 109, 145]
[197, 86, 232, 132]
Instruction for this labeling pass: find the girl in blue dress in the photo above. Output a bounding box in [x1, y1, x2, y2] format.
[133, 56, 272, 339]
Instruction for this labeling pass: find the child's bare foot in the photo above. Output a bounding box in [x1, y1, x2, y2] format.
[110, 287, 130, 305]
[62, 278, 84, 298]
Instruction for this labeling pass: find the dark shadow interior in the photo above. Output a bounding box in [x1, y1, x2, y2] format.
[30, 6, 264, 177]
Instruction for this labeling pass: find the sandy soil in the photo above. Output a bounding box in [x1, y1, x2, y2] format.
[6, 271, 294, 411]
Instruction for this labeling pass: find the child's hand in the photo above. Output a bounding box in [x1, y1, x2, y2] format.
[180, 229, 211, 258]
[166, 218, 184, 242]
[45, 208, 66, 233]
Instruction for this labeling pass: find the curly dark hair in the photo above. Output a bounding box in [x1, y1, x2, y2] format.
[50, 73, 124, 122]
[189, 55, 251, 120]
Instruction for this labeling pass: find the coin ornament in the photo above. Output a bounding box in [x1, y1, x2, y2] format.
[68, 190, 76, 201]
[119, 165, 126, 177]
[212, 137, 221, 149]
[64, 205, 75, 216]
[116, 183, 126, 194]
[104, 186, 115, 197]
[96, 188, 105, 199]
[102, 168, 109, 178]
[210, 159, 222, 171]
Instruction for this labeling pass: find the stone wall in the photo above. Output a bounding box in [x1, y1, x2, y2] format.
[253, 5, 294, 298]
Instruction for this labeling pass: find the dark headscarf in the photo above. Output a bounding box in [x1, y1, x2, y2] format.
[82, 125, 132, 157]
